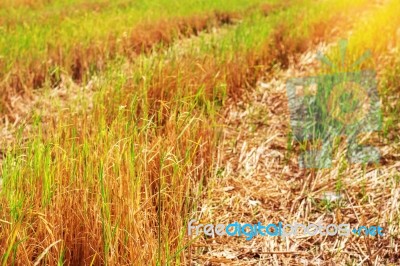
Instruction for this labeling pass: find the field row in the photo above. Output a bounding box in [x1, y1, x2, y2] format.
[1, 0, 399, 265]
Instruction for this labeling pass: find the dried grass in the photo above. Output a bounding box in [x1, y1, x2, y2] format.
[192, 26, 400, 266]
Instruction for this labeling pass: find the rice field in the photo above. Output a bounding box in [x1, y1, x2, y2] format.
[0, 0, 399, 265]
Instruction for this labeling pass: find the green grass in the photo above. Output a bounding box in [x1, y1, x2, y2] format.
[0, 0, 267, 70]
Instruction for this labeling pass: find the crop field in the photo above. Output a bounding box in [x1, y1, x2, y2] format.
[0, 0, 399, 265]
